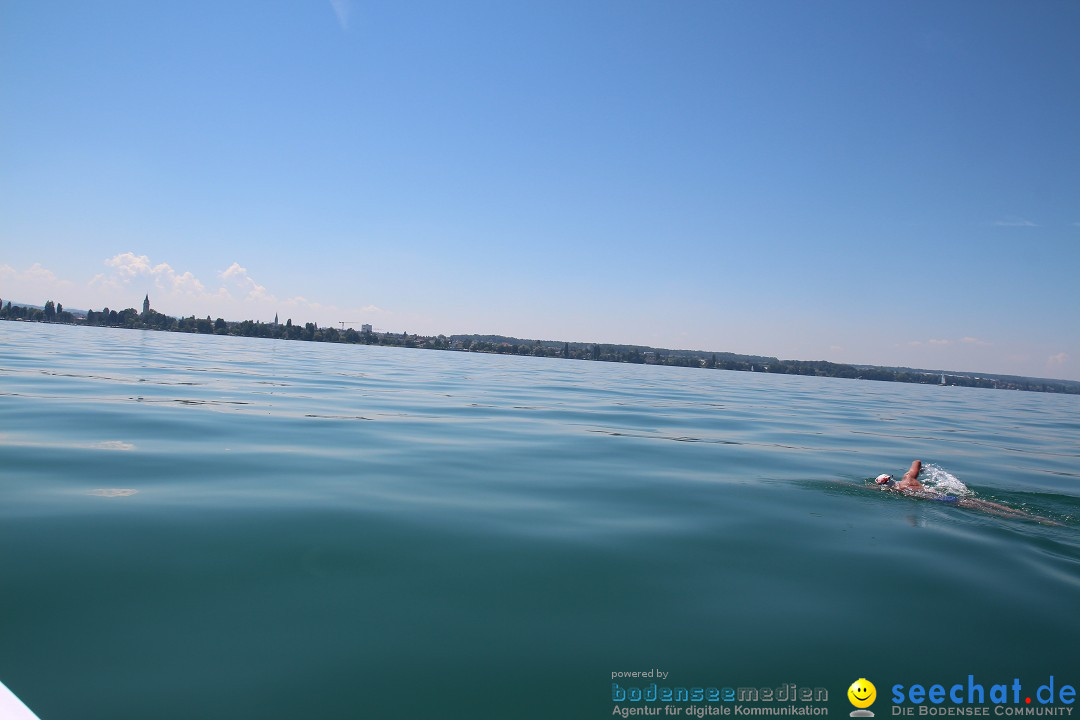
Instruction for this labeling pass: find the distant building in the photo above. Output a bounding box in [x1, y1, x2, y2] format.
[142, 295, 150, 315]
[361, 324, 372, 333]
[274, 313, 279, 326]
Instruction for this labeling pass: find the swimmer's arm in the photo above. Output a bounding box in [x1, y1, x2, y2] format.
[897, 459, 923, 491]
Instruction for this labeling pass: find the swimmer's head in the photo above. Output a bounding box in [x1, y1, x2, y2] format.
[875, 474, 893, 485]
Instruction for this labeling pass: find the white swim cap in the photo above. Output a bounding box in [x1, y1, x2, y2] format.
[875, 474, 893, 485]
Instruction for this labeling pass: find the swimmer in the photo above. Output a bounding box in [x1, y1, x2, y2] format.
[874, 460, 1059, 524]
[876, 459, 927, 492]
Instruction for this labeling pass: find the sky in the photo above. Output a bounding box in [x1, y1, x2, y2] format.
[1, 1, 1078, 380]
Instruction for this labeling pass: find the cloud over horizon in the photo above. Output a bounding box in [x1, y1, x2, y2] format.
[92, 252, 210, 298]
[3, 254, 1076, 382]
[1, 263, 75, 300]
[3, 253, 388, 327]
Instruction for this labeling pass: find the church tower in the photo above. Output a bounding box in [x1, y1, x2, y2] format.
[143, 294, 150, 315]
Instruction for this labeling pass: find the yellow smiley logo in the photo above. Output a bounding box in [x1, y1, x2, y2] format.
[848, 678, 877, 709]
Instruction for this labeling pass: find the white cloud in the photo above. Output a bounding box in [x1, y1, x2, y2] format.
[90, 252, 391, 327]
[992, 216, 1038, 227]
[172, 271, 208, 295]
[1048, 352, 1067, 366]
[959, 336, 990, 346]
[91, 253, 288, 315]
[92, 252, 209, 298]
[5, 252, 392, 328]
[219, 262, 273, 303]
[928, 338, 951, 346]
[329, 0, 351, 30]
[0, 262, 75, 302]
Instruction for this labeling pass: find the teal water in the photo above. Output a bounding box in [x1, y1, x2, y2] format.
[1, 322, 1078, 719]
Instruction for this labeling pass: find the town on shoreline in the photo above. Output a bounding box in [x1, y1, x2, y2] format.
[2, 296, 1077, 395]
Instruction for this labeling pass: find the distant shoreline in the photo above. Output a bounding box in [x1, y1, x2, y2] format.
[2, 299, 1077, 395]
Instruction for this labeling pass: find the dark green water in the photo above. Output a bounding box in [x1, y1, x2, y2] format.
[1, 323, 1077, 719]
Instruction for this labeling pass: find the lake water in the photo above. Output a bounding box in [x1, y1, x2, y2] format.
[1, 322, 1078, 720]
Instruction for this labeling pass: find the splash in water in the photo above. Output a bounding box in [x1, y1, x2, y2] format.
[916, 464, 973, 498]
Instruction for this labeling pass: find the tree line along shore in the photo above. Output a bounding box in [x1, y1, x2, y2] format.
[2, 297, 1077, 395]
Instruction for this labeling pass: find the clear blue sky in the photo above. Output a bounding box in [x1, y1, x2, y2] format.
[2, 1, 1078, 380]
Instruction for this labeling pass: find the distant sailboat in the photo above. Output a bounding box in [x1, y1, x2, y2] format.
[940, 374, 947, 386]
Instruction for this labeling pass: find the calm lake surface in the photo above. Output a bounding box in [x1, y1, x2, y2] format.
[2, 322, 1078, 719]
